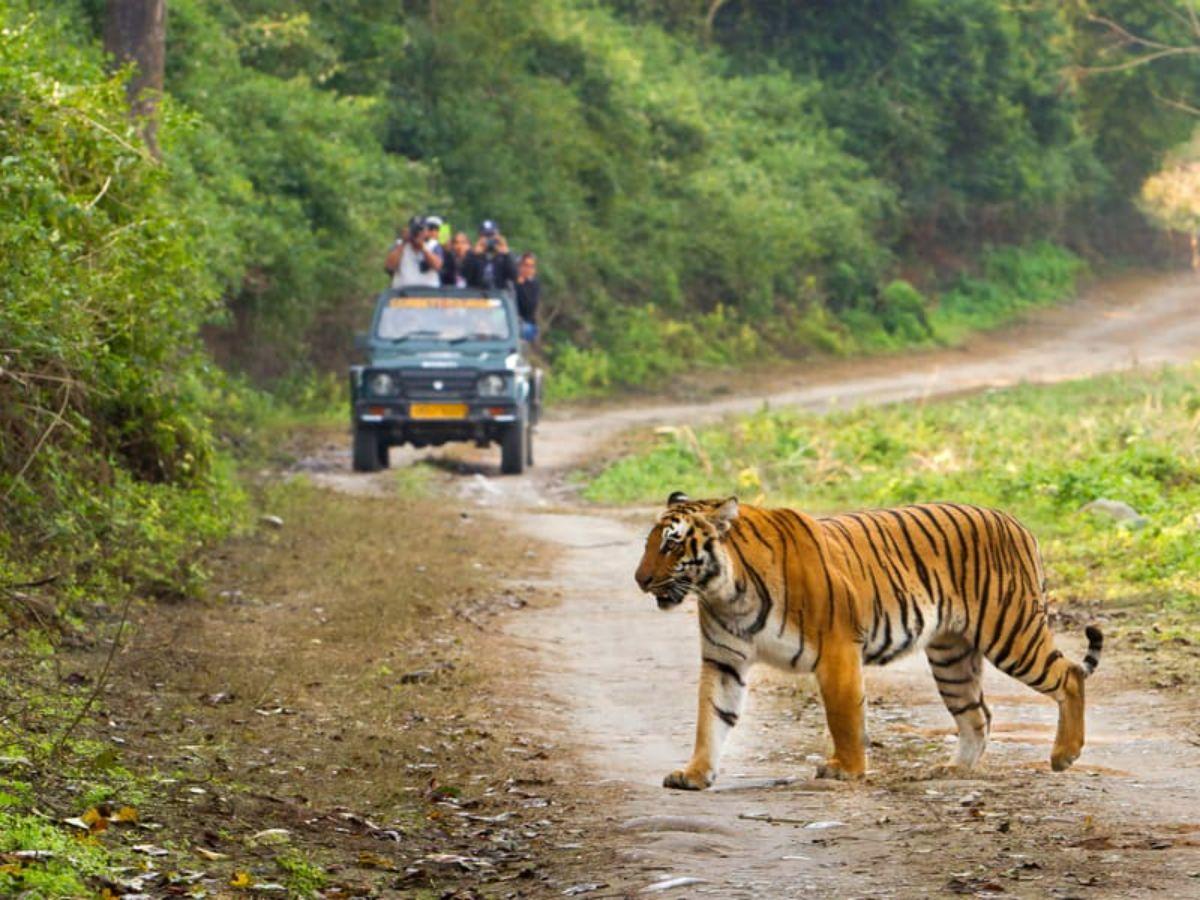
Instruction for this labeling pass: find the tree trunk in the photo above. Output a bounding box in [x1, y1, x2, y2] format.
[104, 0, 165, 157]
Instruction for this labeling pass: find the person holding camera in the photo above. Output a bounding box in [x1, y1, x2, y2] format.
[440, 231, 472, 288]
[463, 219, 517, 290]
[385, 215, 442, 288]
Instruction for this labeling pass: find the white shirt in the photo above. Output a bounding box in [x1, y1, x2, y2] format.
[392, 239, 441, 288]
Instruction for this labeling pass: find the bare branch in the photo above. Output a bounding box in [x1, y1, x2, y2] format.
[704, 0, 729, 41]
[1153, 0, 1196, 35]
[1188, 0, 1200, 38]
[83, 174, 112, 210]
[1086, 13, 1180, 51]
[2, 383, 72, 502]
[1075, 45, 1200, 75]
[1151, 90, 1200, 115]
[49, 589, 134, 761]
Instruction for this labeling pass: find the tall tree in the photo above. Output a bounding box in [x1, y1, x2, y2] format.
[104, 0, 165, 155]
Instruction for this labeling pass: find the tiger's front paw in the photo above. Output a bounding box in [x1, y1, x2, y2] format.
[814, 759, 864, 781]
[662, 766, 714, 791]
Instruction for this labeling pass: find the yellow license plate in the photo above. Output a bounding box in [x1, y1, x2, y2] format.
[410, 402, 468, 420]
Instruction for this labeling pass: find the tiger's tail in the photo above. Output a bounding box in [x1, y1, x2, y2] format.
[1080, 625, 1104, 677]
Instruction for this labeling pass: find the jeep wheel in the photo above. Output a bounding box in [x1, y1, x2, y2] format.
[526, 424, 534, 468]
[500, 420, 528, 475]
[352, 425, 383, 473]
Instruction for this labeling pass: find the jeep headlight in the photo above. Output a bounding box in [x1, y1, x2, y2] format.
[367, 372, 398, 397]
[477, 373, 507, 397]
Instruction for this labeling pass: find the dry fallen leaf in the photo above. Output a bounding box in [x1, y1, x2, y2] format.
[130, 844, 169, 857]
[230, 871, 253, 889]
[356, 851, 395, 870]
[195, 846, 228, 861]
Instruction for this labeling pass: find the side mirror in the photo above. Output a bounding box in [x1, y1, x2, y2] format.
[353, 332, 369, 351]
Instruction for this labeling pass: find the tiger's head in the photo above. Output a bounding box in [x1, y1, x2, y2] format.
[635, 492, 739, 610]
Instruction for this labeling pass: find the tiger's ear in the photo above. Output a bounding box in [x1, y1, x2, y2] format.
[667, 491, 690, 507]
[713, 496, 739, 533]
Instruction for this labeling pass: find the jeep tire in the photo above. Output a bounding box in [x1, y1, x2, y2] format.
[500, 417, 529, 475]
[352, 424, 384, 473]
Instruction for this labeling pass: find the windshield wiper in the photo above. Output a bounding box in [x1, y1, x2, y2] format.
[447, 333, 503, 344]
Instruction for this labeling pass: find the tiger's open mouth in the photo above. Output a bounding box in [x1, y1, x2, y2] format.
[651, 581, 689, 610]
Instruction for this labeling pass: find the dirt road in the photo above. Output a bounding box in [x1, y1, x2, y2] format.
[325, 273, 1200, 896]
[497, 274, 1200, 898]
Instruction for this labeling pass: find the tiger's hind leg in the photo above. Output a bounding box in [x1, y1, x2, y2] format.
[927, 635, 990, 769]
[984, 613, 1086, 772]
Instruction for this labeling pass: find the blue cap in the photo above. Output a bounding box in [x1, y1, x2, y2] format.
[479, 219, 498, 236]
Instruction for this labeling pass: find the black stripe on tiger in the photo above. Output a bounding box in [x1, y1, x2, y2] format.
[1081, 625, 1104, 676]
[704, 657, 745, 686]
[711, 702, 739, 727]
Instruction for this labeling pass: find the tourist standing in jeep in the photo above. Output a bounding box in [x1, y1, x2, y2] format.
[385, 216, 443, 288]
[464, 220, 516, 290]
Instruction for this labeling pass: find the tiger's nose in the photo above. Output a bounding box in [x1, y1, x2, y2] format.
[635, 570, 652, 590]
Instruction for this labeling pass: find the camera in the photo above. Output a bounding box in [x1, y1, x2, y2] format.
[486, 237, 499, 252]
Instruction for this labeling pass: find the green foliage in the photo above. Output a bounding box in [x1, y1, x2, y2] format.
[275, 851, 329, 898]
[548, 303, 768, 400]
[930, 242, 1087, 342]
[584, 365, 1200, 608]
[0, 3, 243, 601]
[382, 2, 891, 333]
[0, 811, 115, 897]
[161, 0, 431, 379]
[24, 0, 1190, 398]
[647, 1, 1101, 245]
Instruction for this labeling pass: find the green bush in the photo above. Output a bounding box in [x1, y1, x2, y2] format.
[547, 303, 769, 400]
[0, 4, 241, 602]
[931, 242, 1086, 342]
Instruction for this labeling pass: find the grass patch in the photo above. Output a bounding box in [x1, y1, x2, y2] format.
[393, 461, 435, 498]
[582, 365, 1200, 660]
[929, 242, 1087, 344]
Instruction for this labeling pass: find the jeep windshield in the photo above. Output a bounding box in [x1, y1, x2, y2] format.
[376, 296, 511, 342]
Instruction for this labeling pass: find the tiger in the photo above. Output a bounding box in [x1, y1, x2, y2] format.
[633, 492, 1103, 789]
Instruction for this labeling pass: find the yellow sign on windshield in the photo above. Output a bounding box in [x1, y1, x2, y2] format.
[389, 297, 501, 309]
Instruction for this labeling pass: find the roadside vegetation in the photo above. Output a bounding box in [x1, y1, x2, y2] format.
[583, 365, 1200, 679]
[0, 478, 597, 897]
[11, 1, 1200, 395]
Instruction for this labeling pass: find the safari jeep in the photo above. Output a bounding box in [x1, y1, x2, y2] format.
[349, 286, 542, 474]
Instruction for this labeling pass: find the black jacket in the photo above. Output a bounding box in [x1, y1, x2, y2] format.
[463, 250, 517, 290]
[440, 252, 468, 287]
[515, 278, 540, 324]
